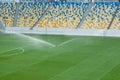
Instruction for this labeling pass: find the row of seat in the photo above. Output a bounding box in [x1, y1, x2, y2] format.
[81, 2, 119, 29]
[0, 2, 119, 29]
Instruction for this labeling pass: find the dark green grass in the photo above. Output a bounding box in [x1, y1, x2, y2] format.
[0, 34, 120, 80]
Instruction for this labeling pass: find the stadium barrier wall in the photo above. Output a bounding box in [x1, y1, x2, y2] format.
[5, 27, 120, 37]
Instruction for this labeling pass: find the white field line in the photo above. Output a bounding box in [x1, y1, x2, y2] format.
[0, 48, 22, 54]
[0, 38, 55, 57]
[0, 47, 24, 57]
[57, 38, 76, 47]
[0, 42, 72, 78]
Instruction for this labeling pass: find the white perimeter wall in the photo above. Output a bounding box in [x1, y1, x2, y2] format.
[5, 27, 120, 37]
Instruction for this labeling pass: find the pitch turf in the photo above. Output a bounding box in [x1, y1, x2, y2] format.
[0, 34, 120, 80]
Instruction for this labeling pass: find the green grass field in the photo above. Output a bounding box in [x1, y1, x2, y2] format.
[0, 34, 120, 80]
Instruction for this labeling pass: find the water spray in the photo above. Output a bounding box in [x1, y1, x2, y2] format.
[14, 32, 56, 47]
[57, 38, 76, 47]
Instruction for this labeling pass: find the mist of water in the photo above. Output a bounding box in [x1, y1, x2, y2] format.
[57, 38, 75, 47]
[11, 32, 56, 47]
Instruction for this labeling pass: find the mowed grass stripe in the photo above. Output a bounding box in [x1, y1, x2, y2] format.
[0, 39, 119, 79]
[101, 63, 120, 80]
[0, 36, 83, 79]
[0, 35, 76, 79]
[48, 47, 120, 80]
[0, 38, 78, 80]
[0, 45, 98, 80]
[0, 34, 120, 80]
[0, 46, 62, 78]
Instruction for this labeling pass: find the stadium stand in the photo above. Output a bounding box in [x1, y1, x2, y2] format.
[0, 0, 119, 29]
[0, 2, 16, 27]
[39, 2, 88, 28]
[81, 2, 119, 29]
[110, 7, 120, 29]
[17, 2, 49, 27]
